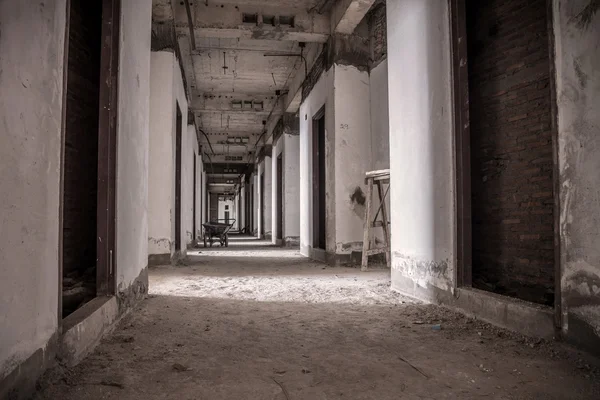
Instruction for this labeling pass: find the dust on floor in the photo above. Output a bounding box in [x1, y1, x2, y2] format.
[36, 237, 600, 399]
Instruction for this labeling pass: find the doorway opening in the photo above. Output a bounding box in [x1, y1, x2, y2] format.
[453, 0, 556, 306]
[175, 103, 183, 252]
[312, 108, 326, 250]
[277, 154, 284, 241]
[249, 181, 254, 233]
[62, 0, 119, 319]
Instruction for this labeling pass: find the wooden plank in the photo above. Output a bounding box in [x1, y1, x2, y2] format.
[366, 247, 390, 256]
[361, 178, 374, 271]
[365, 169, 390, 178]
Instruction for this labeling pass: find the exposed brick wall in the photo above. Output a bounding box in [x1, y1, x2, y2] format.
[368, 1, 387, 68]
[63, 0, 102, 276]
[466, 0, 554, 305]
[302, 49, 326, 101]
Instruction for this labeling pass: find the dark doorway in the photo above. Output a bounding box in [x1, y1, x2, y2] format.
[277, 154, 284, 241]
[312, 108, 326, 250]
[62, 0, 119, 319]
[175, 103, 182, 252]
[260, 173, 265, 237]
[453, 0, 555, 306]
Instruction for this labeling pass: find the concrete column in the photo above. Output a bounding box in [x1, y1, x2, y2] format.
[148, 51, 175, 261]
[263, 156, 273, 240]
[240, 180, 246, 233]
[386, 1, 455, 298]
[283, 117, 300, 246]
[253, 173, 259, 236]
[271, 141, 282, 244]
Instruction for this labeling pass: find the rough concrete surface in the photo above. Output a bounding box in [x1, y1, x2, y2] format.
[35, 237, 600, 399]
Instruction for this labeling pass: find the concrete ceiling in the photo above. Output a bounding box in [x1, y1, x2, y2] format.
[152, 0, 376, 191]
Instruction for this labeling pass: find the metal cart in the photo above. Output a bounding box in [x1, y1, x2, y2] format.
[202, 219, 236, 247]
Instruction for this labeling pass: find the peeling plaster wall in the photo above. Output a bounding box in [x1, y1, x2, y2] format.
[0, 0, 66, 382]
[117, 0, 152, 287]
[272, 137, 284, 243]
[253, 173, 259, 236]
[263, 156, 273, 238]
[299, 68, 335, 257]
[284, 133, 301, 243]
[172, 53, 188, 255]
[370, 60, 390, 171]
[148, 51, 175, 255]
[553, 0, 600, 346]
[387, 0, 455, 296]
[333, 64, 372, 255]
[369, 59, 390, 245]
[183, 125, 199, 245]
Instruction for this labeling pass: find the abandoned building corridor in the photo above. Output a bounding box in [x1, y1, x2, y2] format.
[34, 236, 600, 399]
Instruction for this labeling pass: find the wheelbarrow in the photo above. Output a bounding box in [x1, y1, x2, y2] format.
[202, 219, 235, 247]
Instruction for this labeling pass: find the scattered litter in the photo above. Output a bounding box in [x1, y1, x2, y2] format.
[302, 368, 311, 374]
[413, 321, 425, 325]
[431, 324, 442, 331]
[274, 369, 287, 375]
[172, 363, 191, 372]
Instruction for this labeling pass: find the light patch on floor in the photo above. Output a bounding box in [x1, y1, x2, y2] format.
[35, 237, 600, 399]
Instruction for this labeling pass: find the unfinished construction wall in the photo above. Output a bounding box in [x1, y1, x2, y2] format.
[117, 0, 152, 288]
[0, 0, 66, 390]
[370, 60, 389, 171]
[182, 125, 198, 245]
[172, 56, 188, 255]
[387, 0, 455, 296]
[284, 133, 301, 245]
[299, 67, 335, 257]
[261, 156, 273, 239]
[272, 138, 284, 243]
[554, 0, 600, 351]
[467, 0, 554, 305]
[333, 65, 372, 256]
[148, 51, 175, 257]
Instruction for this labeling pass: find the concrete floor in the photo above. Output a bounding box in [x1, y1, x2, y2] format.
[37, 236, 600, 399]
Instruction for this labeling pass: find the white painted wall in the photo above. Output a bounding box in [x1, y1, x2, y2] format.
[333, 64, 372, 255]
[117, 0, 152, 287]
[217, 198, 237, 229]
[370, 60, 390, 171]
[253, 173, 259, 236]
[272, 138, 284, 243]
[148, 52, 175, 255]
[386, 0, 455, 295]
[0, 0, 66, 381]
[172, 54, 189, 255]
[147, 49, 189, 257]
[240, 180, 246, 232]
[283, 133, 301, 243]
[299, 68, 335, 256]
[183, 125, 199, 245]
[553, 0, 600, 341]
[369, 59, 391, 245]
[263, 156, 273, 238]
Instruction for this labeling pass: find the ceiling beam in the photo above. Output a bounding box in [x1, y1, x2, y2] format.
[331, 0, 377, 34]
[172, 4, 330, 43]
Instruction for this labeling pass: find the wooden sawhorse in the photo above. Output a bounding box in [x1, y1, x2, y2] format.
[361, 169, 390, 271]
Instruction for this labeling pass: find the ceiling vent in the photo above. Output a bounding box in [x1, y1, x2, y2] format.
[279, 16, 295, 27]
[242, 13, 258, 25]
